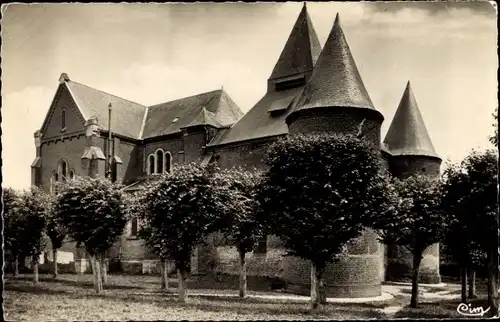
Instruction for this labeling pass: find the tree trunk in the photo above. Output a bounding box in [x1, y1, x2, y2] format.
[33, 259, 39, 283]
[410, 251, 423, 308]
[319, 277, 327, 304]
[53, 249, 58, 279]
[161, 259, 169, 290]
[14, 256, 19, 277]
[91, 255, 103, 294]
[461, 267, 468, 303]
[487, 251, 499, 316]
[310, 262, 320, 310]
[468, 269, 477, 299]
[100, 253, 107, 285]
[177, 267, 188, 303]
[238, 249, 247, 299]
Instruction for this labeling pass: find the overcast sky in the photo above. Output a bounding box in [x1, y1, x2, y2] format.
[2, 2, 497, 190]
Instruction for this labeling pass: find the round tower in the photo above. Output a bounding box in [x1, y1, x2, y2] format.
[383, 81, 442, 284]
[284, 14, 385, 298]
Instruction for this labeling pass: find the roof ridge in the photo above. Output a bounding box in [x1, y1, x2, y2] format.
[148, 89, 222, 108]
[69, 80, 147, 108]
[138, 105, 149, 139]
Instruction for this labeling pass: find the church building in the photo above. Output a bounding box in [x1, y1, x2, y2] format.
[32, 4, 442, 297]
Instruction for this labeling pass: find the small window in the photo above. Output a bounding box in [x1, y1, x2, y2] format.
[164, 152, 172, 173]
[254, 236, 267, 254]
[61, 109, 66, 129]
[69, 170, 74, 179]
[148, 155, 155, 175]
[131, 218, 138, 237]
[421, 168, 426, 172]
[111, 163, 117, 182]
[156, 150, 164, 174]
[172, 117, 179, 123]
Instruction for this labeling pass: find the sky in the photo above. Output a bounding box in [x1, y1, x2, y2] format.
[1, 2, 498, 190]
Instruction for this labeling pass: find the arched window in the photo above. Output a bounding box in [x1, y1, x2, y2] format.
[58, 160, 68, 181]
[148, 155, 155, 175]
[61, 109, 66, 129]
[156, 149, 164, 174]
[164, 152, 172, 173]
[50, 172, 58, 194]
[69, 170, 75, 180]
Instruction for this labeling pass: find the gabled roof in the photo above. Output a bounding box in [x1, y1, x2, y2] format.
[269, 3, 322, 81]
[293, 14, 376, 113]
[142, 89, 243, 139]
[53, 74, 243, 141]
[65, 80, 147, 139]
[208, 86, 304, 147]
[383, 81, 440, 159]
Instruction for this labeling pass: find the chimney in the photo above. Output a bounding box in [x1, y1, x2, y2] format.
[34, 130, 42, 157]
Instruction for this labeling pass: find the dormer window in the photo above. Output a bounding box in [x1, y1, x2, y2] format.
[275, 75, 306, 91]
[61, 109, 66, 130]
[172, 117, 180, 123]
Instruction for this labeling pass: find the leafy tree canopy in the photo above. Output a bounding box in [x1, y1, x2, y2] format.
[257, 133, 396, 270]
[441, 150, 498, 255]
[375, 175, 447, 255]
[4, 188, 23, 256]
[16, 187, 51, 260]
[54, 176, 126, 256]
[213, 167, 264, 254]
[139, 163, 226, 269]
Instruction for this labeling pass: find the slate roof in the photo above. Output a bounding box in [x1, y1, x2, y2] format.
[66, 80, 147, 139]
[269, 3, 322, 81]
[59, 75, 243, 140]
[208, 4, 320, 147]
[208, 86, 304, 147]
[142, 90, 243, 139]
[383, 81, 440, 159]
[293, 14, 376, 113]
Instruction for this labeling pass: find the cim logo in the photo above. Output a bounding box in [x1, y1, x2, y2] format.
[456, 303, 490, 317]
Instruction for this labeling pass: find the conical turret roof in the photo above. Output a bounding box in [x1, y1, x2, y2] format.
[383, 81, 440, 159]
[269, 3, 322, 80]
[294, 14, 375, 112]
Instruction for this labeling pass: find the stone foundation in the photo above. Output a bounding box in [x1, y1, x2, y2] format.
[386, 243, 441, 284]
[211, 229, 383, 298]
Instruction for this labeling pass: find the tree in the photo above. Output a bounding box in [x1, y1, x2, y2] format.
[4, 188, 22, 276]
[214, 167, 264, 298]
[16, 187, 51, 283]
[489, 107, 498, 147]
[46, 195, 68, 279]
[54, 176, 127, 293]
[442, 150, 498, 315]
[374, 175, 448, 308]
[441, 161, 488, 302]
[126, 188, 171, 291]
[257, 133, 397, 310]
[139, 163, 226, 303]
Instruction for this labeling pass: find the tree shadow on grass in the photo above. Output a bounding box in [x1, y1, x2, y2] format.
[393, 298, 489, 319]
[5, 284, 69, 296]
[6, 275, 141, 291]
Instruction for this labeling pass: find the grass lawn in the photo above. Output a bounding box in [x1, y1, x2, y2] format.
[3, 273, 491, 321]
